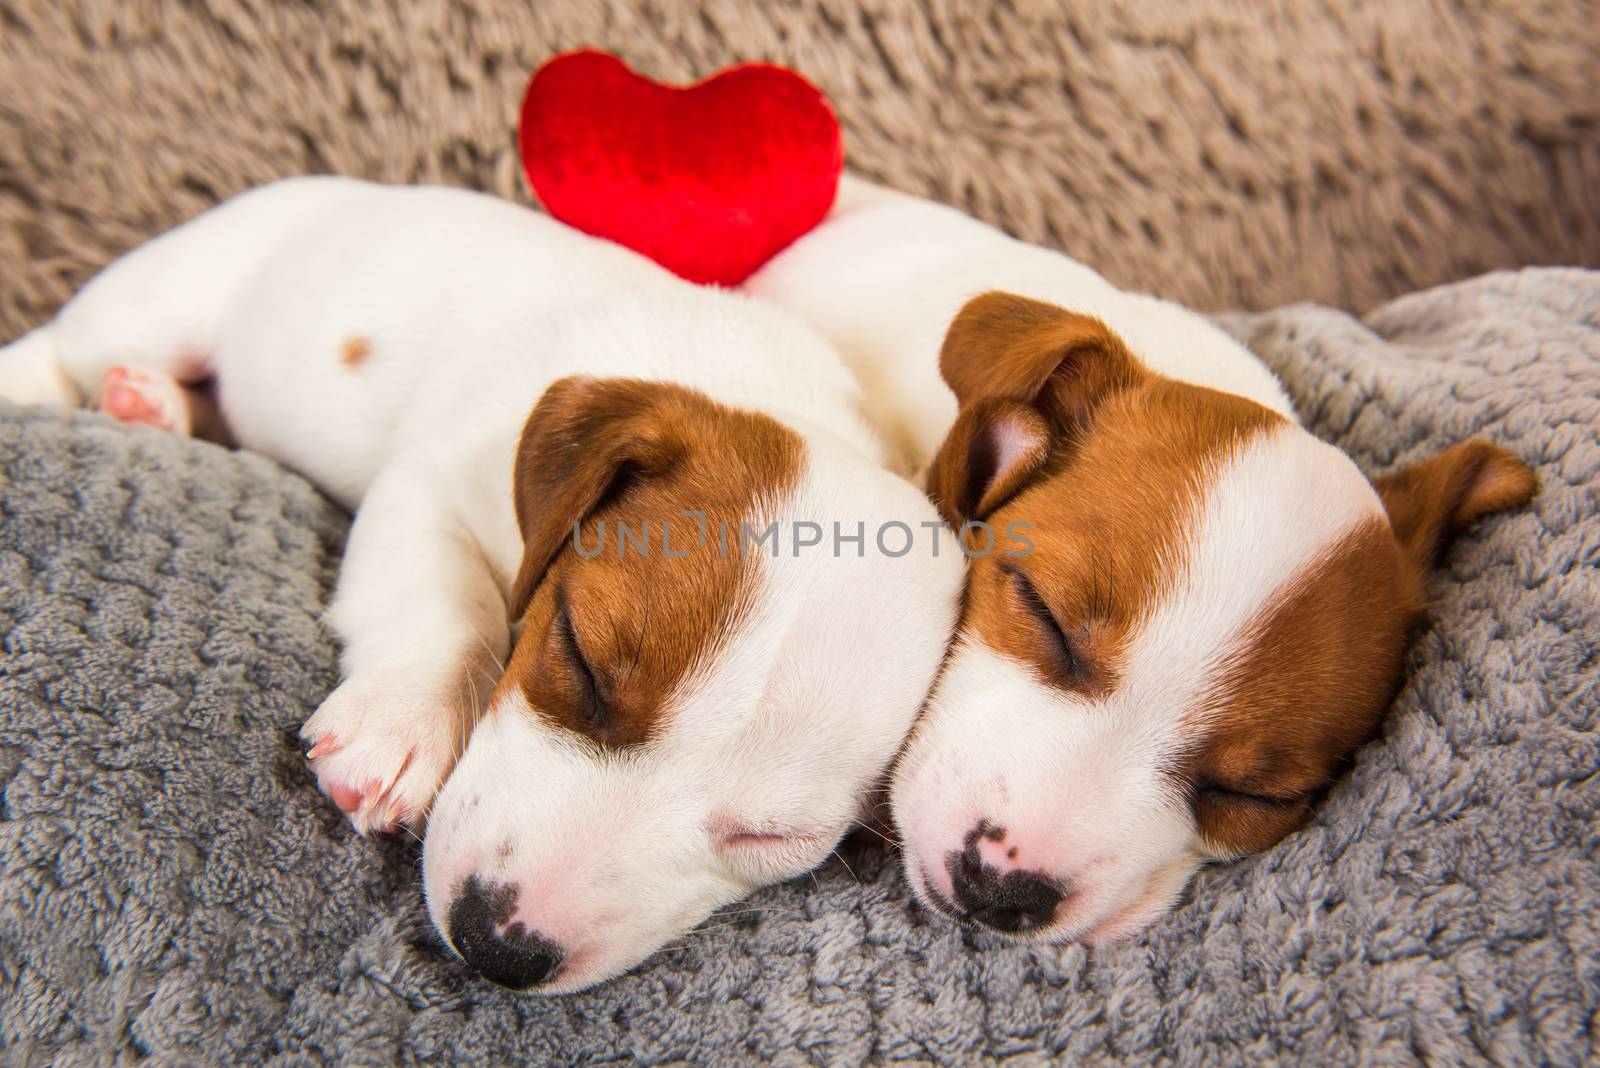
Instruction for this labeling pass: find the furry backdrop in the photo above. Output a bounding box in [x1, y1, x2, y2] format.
[1, 0, 1597, 333]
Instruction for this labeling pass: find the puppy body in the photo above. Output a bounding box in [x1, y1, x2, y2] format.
[752, 179, 1295, 477]
[21, 178, 884, 506]
[1, 179, 965, 990]
[749, 178, 1536, 942]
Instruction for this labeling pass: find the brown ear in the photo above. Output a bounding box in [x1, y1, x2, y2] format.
[929, 292, 1146, 524]
[940, 292, 1145, 429]
[928, 398, 1051, 525]
[507, 377, 688, 619]
[1372, 440, 1538, 569]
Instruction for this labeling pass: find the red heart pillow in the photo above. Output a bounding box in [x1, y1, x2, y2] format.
[519, 50, 843, 287]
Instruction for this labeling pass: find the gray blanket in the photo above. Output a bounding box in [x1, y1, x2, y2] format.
[1, 268, 1595, 1065]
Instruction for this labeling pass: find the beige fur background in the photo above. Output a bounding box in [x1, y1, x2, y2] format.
[1, 0, 1596, 336]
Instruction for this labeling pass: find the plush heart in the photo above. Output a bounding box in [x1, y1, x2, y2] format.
[519, 50, 843, 287]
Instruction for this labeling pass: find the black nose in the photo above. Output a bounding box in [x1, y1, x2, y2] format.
[947, 834, 1066, 933]
[446, 877, 564, 989]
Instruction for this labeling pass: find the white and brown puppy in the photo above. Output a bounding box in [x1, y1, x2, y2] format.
[0, 178, 965, 991]
[748, 179, 1537, 943]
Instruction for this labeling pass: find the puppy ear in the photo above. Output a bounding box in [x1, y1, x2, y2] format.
[928, 398, 1051, 525]
[939, 291, 1145, 431]
[507, 377, 687, 620]
[928, 292, 1145, 524]
[1372, 440, 1538, 569]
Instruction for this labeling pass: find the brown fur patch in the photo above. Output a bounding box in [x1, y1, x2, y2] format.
[1183, 517, 1420, 855]
[339, 335, 372, 368]
[1186, 438, 1537, 855]
[960, 379, 1283, 698]
[938, 293, 1144, 420]
[1373, 440, 1539, 568]
[492, 377, 801, 750]
[931, 293, 1149, 526]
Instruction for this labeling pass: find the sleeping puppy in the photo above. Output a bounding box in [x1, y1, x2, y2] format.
[747, 178, 1537, 943]
[0, 178, 964, 990]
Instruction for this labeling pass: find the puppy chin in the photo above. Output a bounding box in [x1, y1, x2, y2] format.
[1074, 892, 1177, 945]
[1066, 858, 1200, 946]
[901, 845, 1197, 947]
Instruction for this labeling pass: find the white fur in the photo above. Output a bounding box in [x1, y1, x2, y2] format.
[0, 178, 964, 990]
[747, 177, 1381, 942]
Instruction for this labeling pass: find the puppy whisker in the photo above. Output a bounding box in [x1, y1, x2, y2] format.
[849, 818, 899, 848]
[470, 627, 506, 675]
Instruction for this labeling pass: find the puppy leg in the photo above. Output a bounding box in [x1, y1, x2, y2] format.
[300, 459, 510, 834]
[0, 178, 355, 426]
[0, 327, 83, 407]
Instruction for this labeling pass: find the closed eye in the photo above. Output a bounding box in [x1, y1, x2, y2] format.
[713, 821, 825, 856]
[558, 597, 610, 731]
[721, 829, 813, 849]
[1196, 782, 1306, 809]
[1008, 567, 1083, 682]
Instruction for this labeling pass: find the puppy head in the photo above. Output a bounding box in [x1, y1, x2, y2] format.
[893, 292, 1537, 943]
[424, 376, 963, 991]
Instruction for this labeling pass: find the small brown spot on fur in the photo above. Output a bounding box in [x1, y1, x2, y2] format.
[340, 335, 372, 368]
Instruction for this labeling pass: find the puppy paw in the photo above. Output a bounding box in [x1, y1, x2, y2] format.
[300, 678, 474, 835]
[96, 364, 193, 436]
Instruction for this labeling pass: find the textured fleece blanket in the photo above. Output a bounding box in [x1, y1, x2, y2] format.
[1, 267, 1594, 1065]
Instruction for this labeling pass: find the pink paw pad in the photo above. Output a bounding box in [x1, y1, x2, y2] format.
[328, 781, 365, 813]
[299, 680, 457, 837]
[309, 749, 416, 835]
[96, 366, 191, 435]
